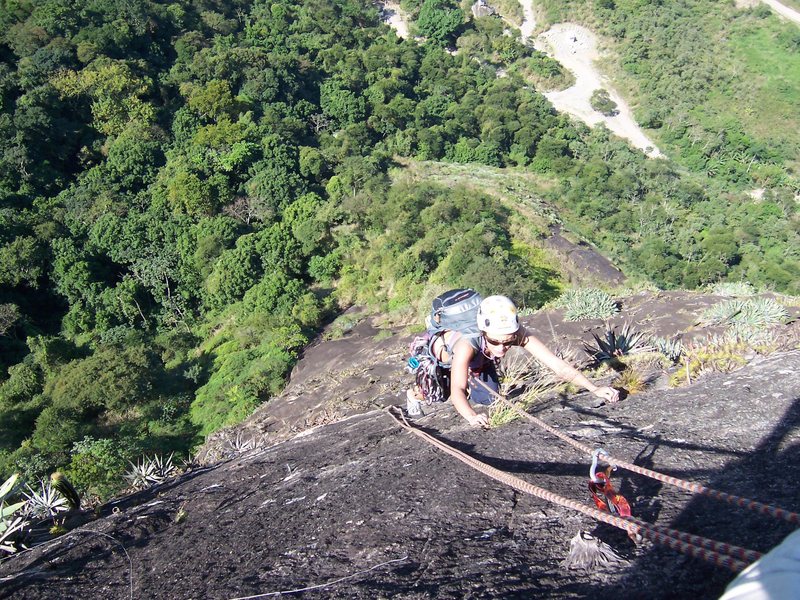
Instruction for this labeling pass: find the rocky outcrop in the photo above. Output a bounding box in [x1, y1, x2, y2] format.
[472, 0, 496, 18]
[2, 342, 798, 598]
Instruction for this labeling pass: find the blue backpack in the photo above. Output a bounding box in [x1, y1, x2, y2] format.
[408, 289, 483, 403]
[428, 288, 483, 338]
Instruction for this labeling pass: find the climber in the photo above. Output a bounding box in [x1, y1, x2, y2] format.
[410, 294, 619, 427]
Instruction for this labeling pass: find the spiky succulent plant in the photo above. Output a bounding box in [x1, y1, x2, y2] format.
[227, 431, 259, 453]
[557, 289, 619, 322]
[124, 454, 178, 490]
[23, 480, 71, 520]
[584, 323, 654, 363]
[1, 474, 28, 554]
[651, 336, 684, 362]
[709, 281, 756, 297]
[700, 298, 788, 328]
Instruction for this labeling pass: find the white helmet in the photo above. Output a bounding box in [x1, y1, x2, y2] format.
[476, 295, 519, 336]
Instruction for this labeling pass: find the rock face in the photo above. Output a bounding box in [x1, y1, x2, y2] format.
[544, 225, 626, 286]
[471, 0, 496, 18]
[2, 339, 798, 598]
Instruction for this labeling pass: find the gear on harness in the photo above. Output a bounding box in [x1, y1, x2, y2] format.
[407, 332, 450, 404]
[589, 449, 631, 517]
[406, 289, 484, 405]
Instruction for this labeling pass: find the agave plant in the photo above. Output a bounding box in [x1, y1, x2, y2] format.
[651, 336, 684, 362]
[700, 298, 788, 328]
[709, 281, 756, 297]
[728, 323, 778, 348]
[23, 480, 73, 520]
[1, 474, 28, 554]
[557, 289, 619, 322]
[227, 431, 261, 454]
[584, 323, 654, 363]
[124, 454, 178, 491]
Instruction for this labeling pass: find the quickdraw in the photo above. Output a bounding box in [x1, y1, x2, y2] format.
[589, 448, 631, 517]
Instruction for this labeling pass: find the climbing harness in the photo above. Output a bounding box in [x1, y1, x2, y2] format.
[386, 406, 759, 572]
[406, 289, 485, 405]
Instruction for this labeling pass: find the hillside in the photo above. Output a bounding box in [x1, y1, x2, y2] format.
[0, 0, 799, 547]
[1, 296, 798, 599]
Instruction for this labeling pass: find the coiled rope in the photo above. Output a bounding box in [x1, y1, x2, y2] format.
[475, 379, 800, 525]
[385, 407, 756, 572]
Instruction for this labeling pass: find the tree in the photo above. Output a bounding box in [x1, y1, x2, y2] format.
[204, 239, 262, 310]
[590, 89, 618, 116]
[320, 79, 366, 128]
[416, 0, 464, 46]
[0, 236, 47, 288]
[103, 122, 165, 193]
[51, 59, 156, 136]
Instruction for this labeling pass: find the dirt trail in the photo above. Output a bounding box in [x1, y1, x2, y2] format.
[761, 0, 800, 24]
[519, 0, 537, 40]
[516, 0, 663, 158]
[379, 1, 410, 39]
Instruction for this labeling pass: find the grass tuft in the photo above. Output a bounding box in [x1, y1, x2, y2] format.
[611, 365, 647, 396]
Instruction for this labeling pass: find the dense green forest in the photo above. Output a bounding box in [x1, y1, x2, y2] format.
[0, 0, 797, 499]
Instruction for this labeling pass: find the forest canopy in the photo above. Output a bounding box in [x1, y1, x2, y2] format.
[0, 0, 797, 498]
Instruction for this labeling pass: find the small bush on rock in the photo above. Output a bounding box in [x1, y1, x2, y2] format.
[670, 337, 748, 387]
[611, 365, 647, 395]
[556, 288, 619, 321]
[699, 298, 788, 328]
[709, 281, 756, 297]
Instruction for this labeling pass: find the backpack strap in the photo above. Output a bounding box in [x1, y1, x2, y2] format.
[429, 330, 483, 368]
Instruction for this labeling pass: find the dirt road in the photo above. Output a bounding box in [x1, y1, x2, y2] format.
[762, 0, 800, 24]
[515, 0, 662, 158]
[380, 1, 409, 39]
[532, 23, 663, 158]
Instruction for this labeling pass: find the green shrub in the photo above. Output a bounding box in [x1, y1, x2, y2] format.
[323, 314, 365, 340]
[590, 89, 618, 116]
[191, 320, 306, 436]
[555, 288, 619, 321]
[66, 437, 133, 501]
[524, 52, 575, 91]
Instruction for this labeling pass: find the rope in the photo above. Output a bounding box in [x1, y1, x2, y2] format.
[386, 407, 756, 572]
[475, 379, 800, 525]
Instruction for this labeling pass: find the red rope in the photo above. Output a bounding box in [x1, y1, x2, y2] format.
[386, 407, 756, 572]
[476, 379, 800, 524]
